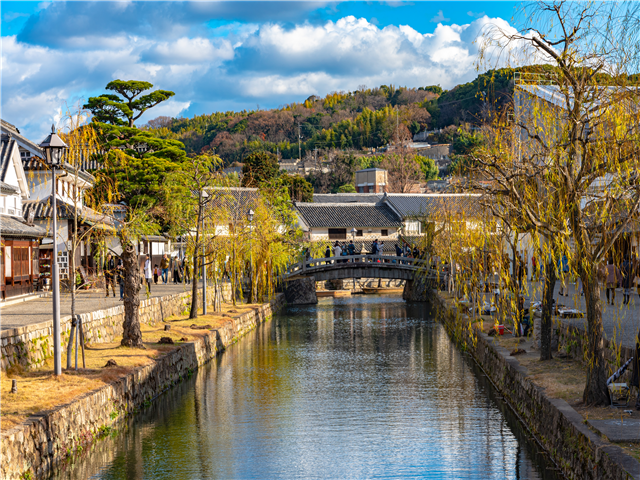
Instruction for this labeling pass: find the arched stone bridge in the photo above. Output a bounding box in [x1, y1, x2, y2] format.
[284, 255, 437, 282]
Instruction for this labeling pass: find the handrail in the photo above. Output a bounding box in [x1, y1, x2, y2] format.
[284, 254, 438, 277]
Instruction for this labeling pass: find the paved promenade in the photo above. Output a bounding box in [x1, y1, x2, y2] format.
[0, 282, 197, 330]
[525, 279, 640, 348]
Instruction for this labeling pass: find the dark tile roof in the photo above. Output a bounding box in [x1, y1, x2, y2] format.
[206, 187, 260, 220]
[0, 181, 18, 194]
[0, 135, 18, 183]
[23, 197, 115, 226]
[0, 119, 44, 158]
[313, 193, 383, 204]
[295, 203, 402, 228]
[0, 215, 48, 238]
[21, 157, 96, 184]
[383, 194, 484, 219]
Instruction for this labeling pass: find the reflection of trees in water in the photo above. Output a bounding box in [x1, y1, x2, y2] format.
[60, 297, 558, 480]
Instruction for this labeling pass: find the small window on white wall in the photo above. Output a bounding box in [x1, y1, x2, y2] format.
[5, 247, 11, 278]
[151, 242, 165, 255]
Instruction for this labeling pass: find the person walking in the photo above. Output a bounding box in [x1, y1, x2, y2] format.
[606, 258, 620, 305]
[325, 244, 331, 265]
[348, 240, 356, 259]
[558, 254, 570, 297]
[531, 255, 538, 282]
[144, 254, 153, 294]
[173, 256, 180, 284]
[104, 253, 116, 298]
[622, 255, 633, 305]
[117, 258, 124, 301]
[183, 256, 191, 285]
[334, 241, 342, 264]
[160, 254, 170, 284]
[153, 265, 159, 284]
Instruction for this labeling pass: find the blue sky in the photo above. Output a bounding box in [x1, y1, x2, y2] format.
[1, 1, 522, 141]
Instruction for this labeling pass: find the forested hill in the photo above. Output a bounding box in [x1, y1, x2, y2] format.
[143, 67, 530, 164]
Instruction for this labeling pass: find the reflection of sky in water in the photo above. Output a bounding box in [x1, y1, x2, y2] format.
[76, 296, 555, 480]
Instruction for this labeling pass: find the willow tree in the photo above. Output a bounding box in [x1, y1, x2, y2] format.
[58, 107, 120, 366]
[479, 0, 640, 405]
[164, 154, 228, 318]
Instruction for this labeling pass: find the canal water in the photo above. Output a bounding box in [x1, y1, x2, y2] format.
[57, 295, 561, 480]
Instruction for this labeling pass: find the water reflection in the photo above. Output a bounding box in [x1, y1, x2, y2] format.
[55, 295, 560, 480]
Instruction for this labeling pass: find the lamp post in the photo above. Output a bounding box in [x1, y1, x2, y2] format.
[248, 209, 254, 303]
[350, 227, 357, 291]
[201, 190, 210, 315]
[39, 125, 68, 376]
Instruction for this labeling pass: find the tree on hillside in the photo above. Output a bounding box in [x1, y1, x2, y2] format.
[281, 174, 313, 202]
[415, 156, 439, 181]
[479, 0, 640, 405]
[241, 151, 279, 187]
[84, 80, 175, 128]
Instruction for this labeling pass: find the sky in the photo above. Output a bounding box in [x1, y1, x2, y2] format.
[1, 1, 524, 142]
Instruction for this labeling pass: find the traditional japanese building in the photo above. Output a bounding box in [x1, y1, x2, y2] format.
[0, 133, 48, 300]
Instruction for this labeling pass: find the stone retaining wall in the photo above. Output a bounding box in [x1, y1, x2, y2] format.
[0, 285, 231, 372]
[0, 294, 285, 480]
[433, 293, 640, 480]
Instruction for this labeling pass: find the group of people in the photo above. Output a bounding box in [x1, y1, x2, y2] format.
[321, 239, 422, 265]
[601, 256, 637, 306]
[102, 252, 192, 299]
[530, 252, 640, 306]
[143, 254, 192, 293]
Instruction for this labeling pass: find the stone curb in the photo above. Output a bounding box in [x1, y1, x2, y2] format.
[0, 294, 285, 480]
[435, 293, 640, 480]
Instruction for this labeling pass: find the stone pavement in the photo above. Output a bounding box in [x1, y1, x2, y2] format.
[525, 279, 640, 349]
[0, 281, 200, 330]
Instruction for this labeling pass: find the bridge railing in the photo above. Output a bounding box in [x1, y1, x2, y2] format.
[284, 254, 433, 277]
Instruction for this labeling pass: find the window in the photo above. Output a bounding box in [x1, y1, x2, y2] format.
[328, 228, 347, 240]
[381, 229, 388, 237]
[5, 246, 11, 278]
[356, 230, 363, 237]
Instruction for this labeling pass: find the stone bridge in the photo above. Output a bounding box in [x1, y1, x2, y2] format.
[283, 255, 440, 304]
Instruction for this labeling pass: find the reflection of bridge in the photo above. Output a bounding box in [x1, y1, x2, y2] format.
[284, 255, 438, 283]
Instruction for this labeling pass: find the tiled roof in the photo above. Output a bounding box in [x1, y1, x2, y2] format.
[295, 202, 402, 228]
[0, 215, 48, 238]
[206, 187, 260, 220]
[23, 197, 115, 226]
[0, 135, 18, 182]
[0, 119, 44, 158]
[383, 193, 484, 219]
[313, 193, 383, 204]
[0, 181, 18, 194]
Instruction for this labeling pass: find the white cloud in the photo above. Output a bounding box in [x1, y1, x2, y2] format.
[467, 11, 486, 19]
[2, 15, 540, 141]
[430, 10, 450, 23]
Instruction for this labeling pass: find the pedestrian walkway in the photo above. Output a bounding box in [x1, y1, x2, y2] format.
[0, 282, 198, 330]
[525, 279, 640, 348]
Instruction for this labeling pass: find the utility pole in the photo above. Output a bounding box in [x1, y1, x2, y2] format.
[298, 123, 302, 161]
[314, 147, 318, 163]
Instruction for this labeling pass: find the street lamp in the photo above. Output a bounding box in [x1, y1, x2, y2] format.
[39, 125, 68, 376]
[248, 209, 254, 303]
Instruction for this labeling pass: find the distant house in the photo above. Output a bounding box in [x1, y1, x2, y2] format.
[294, 202, 402, 243]
[380, 193, 483, 236]
[0, 133, 48, 300]
[355, 168, 388, 193]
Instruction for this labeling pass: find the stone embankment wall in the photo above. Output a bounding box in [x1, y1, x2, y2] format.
[433, 293, 640, 480]
[1, 294, 285, 480]
[0, 285, 231, 372]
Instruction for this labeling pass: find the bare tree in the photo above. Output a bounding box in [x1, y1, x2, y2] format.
[478, 0, 640, 405]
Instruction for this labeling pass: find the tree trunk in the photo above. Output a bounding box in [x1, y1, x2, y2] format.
[189, 246, 200, 319]
[540, 257, 556, 361]
[581, 272, 610, 405]
[121, 241, 143, 348]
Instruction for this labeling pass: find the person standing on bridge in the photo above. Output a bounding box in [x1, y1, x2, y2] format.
[348, 241, 356, 261]
[334, 242, 342, 264]
[325, 245, 331, 265]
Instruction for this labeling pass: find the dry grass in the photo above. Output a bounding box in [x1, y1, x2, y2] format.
[0, 302, 257, 430]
